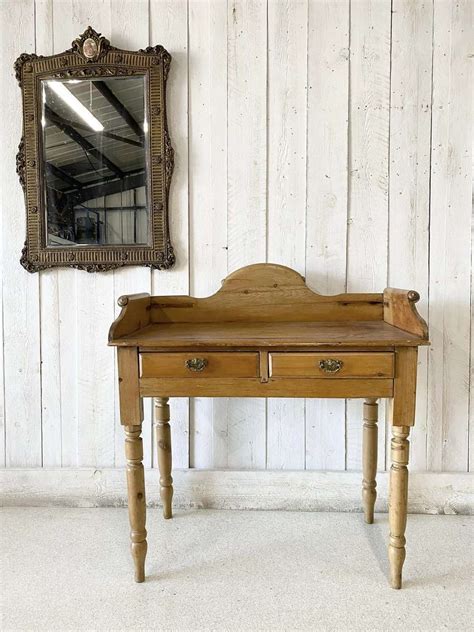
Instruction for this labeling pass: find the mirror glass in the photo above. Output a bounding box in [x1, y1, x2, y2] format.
[40, 76, 149, 246]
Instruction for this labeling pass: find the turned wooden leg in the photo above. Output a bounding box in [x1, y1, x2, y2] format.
[389, 425, 410, 589]
[154, 397, 173, 519]
[362, 397, 378, 524]
[124, 424, 147, 583]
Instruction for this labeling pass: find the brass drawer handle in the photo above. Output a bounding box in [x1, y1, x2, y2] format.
[185, 358, 208, 372]
[319, 359, 343, 374]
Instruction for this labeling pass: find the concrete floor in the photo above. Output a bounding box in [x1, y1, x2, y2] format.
[0, 508, 472, 632]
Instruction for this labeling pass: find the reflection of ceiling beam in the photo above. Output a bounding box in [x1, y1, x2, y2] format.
[46, 113, 142, 147]
[50, 158, 108, 179]
[46, 162, 83, 189]
[75, 206, 147, 211]
[45, 105, 125, 178]
[67, 170, 146, 205]
[69, 167, 144, 192]
[93, 81, 144, 143]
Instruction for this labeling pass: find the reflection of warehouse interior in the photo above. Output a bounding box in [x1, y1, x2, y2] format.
[41, 76, 149, 246]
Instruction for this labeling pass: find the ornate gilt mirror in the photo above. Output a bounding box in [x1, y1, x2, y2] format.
[15, 27, 175, 272]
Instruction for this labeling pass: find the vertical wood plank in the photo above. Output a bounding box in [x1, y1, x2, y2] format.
[470, 226, 474, 473]
[266, 0, 307, 469]
[150, 0, 190, 468]
[227, 0, 267, 271]
[57, 270, 79, 466]
[1, 0, 42, 467]
[428, 0, 471, 471]
[346, 0, 391, 470]
[0, 0, 10, 458]
[111, 0, 153, 469]
[305, 0, 349, 471]
[188, 0, 228, 469]
[225, 0, 267, 469]
[388, 0, 432, 471]
[0, 272, 3, 467]
[76, 269, 115, 467]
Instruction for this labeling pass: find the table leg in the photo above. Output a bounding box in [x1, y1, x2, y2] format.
[124, 424, 147, 583]
[389, 425, 410, 589]
[154, 397, 173, 519]
[362, 397, 378, 524]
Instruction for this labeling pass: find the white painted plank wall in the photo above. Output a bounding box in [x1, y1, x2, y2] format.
[427, 0, 471, 472]
[0, 0, 472, 476]
[1, 0, 42, 467]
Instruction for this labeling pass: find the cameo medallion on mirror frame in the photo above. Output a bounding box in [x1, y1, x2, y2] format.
[15, 26, 175, 272]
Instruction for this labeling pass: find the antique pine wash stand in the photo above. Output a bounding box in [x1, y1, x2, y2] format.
[108, 263, 429, 589]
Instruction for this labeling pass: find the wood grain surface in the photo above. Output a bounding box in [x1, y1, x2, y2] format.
[113, 320, 428, 348]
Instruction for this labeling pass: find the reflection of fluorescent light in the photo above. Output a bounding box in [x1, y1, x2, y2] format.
[143, 120, 149, 133]
[47, 81, 104, 132]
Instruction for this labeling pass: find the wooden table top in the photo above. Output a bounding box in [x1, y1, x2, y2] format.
[113, 320, 428, 349]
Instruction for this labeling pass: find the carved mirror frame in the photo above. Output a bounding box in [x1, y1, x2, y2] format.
[15, 26, 175, 272]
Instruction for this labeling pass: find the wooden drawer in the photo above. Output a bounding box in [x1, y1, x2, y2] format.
[269, 352, 394, 378]
[141, 352, 259, 378]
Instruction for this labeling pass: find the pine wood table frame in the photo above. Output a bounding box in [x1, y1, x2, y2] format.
[108, 264, 429, 588]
